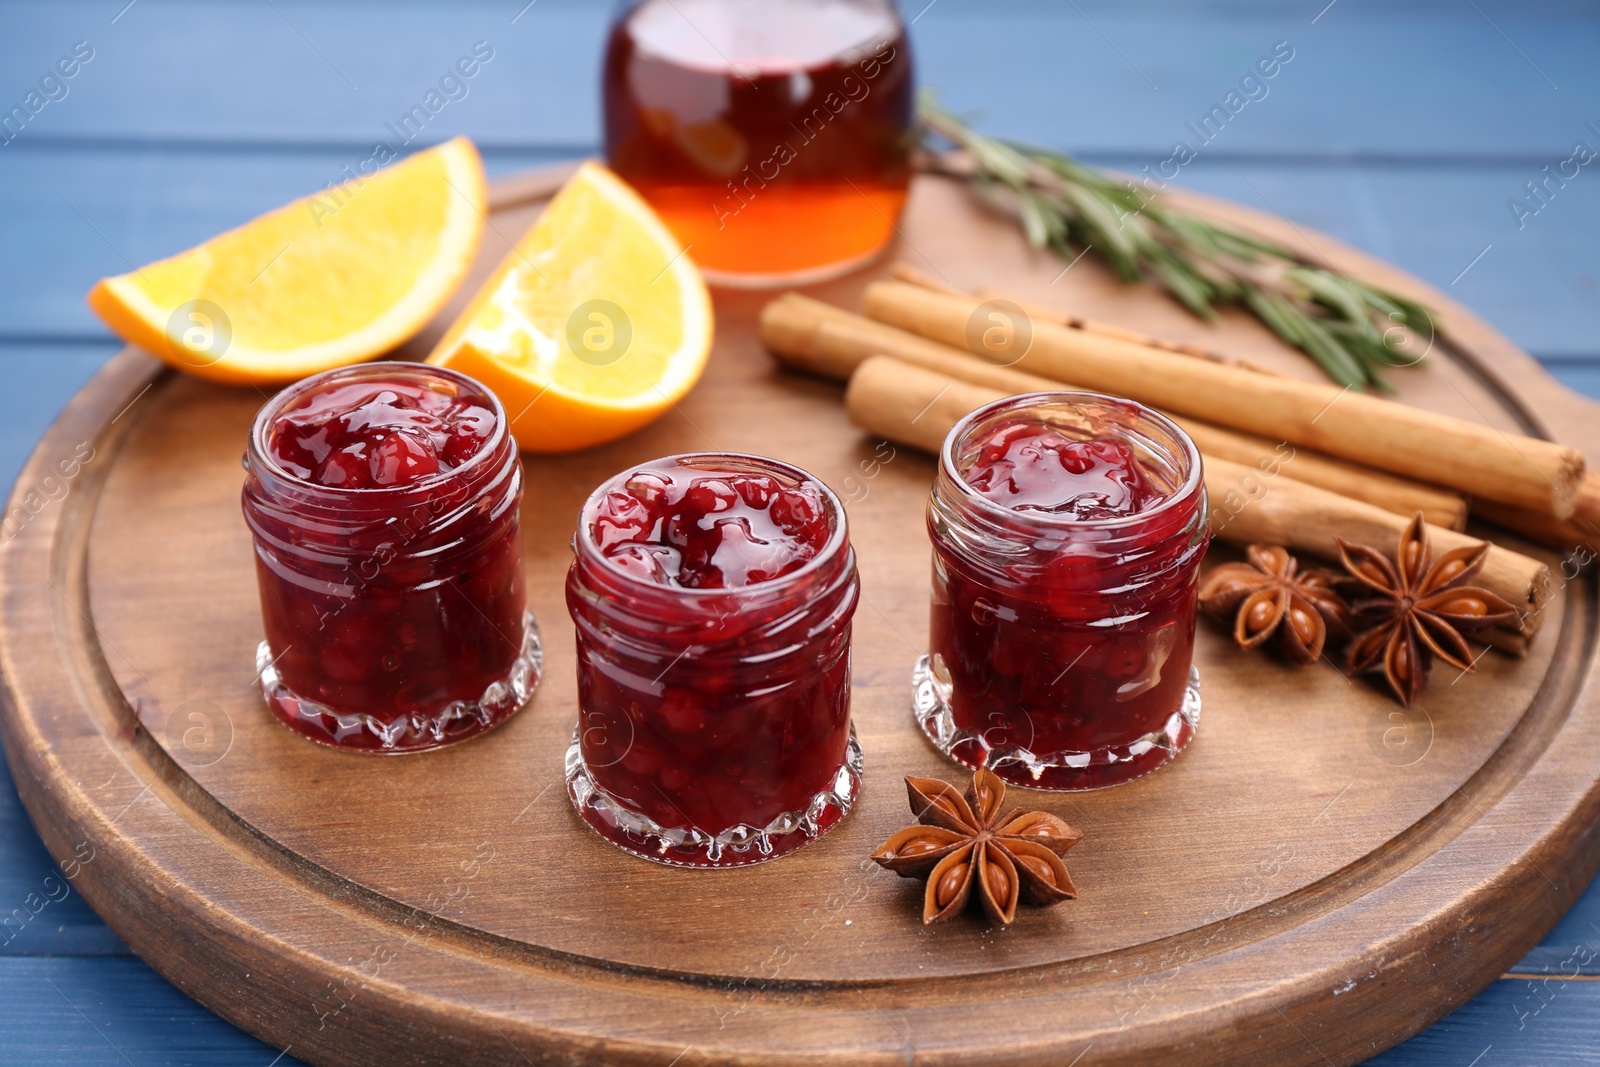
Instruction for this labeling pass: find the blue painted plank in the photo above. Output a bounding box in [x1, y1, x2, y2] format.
[1542, 361, 1600, 401]
[4, 147, 1598, 358]
[1510, 859, 1600, 976]
[0, 953, 1596, 1067]
[2, 949, 1598, 1067]
[0, 339, 129, 961]
[917, 0, 1600, 161]
[0, 146, 572, 346]
[1161, 160, 1600, 360]
[0, 342, 118, 492]
[1367, 975, 1600, 1066]
[0, 750, 128, 956]
[0, 0, 602, 153]
[0, 957, 304, 1066]
[0, 1, 1596, 159]
[0, 1, 1595, 1063]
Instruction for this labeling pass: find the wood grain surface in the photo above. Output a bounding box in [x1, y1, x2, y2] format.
[3, 164, 1600, 1067]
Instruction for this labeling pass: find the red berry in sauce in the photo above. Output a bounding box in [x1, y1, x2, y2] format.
[588, 467, 830, 589]
[963, 423, 1164, 519]
[267, 377, 495, 489]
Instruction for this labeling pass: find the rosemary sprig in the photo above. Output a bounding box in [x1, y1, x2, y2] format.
[917, 92, 1434, 391]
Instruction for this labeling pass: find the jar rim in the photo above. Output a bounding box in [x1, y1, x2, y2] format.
[621, 0, 905, 76]
[247, 361, 511, 498]
[573, 451, 851, 598]
[939, 390, 1205, 531]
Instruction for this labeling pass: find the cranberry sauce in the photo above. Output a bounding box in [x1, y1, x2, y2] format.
[566, 454, 860, 867]
[964, 422, 1167, 518]
[266, 378, 496, 489]
[243, 363, 535, 753]
[921, 394, 1208, 790]
[589, 467, 830, 588]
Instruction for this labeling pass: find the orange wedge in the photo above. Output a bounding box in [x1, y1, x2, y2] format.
[88, 137, 487, 385]
[428, 161, 712, 453]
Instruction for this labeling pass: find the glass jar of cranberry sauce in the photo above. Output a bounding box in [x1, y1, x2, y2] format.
[242, 363, 540, 753]
[565, 453, 861, 867]
[914, 392, 1209, 791]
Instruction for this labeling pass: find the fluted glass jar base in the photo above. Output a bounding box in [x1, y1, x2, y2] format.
[912, 654, 1200, 791]
[257, 612, 542, 754]
[565, 728, 864, 868]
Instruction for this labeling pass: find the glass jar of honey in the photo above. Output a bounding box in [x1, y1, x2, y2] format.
[603, 0, 915, 287]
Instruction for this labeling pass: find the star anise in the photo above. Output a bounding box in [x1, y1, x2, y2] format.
[871, 767, 1081, 925]
[1337, 512, 1519, 706]
[1199, 545, 1351, 664]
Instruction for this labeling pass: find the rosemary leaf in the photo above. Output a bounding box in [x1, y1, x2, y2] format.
[1059, 184, 1142, 277]
[1299, 313, 1387, 392]
[917, 91, 1434, 391]
[1147, 246, 1218, 320]
[1243, 289, 1363, 389]
[1016, 192, 1053, 250]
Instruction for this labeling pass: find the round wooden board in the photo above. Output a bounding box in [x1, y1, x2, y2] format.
[5, 163, 1600, 1067]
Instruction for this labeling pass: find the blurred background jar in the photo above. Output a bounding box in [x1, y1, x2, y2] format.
[603, 0, 915, 288]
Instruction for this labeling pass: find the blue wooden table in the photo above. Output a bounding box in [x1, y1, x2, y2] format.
[2, 1, 1598, 1063]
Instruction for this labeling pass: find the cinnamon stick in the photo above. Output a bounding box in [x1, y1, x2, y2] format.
[861, 280, 1584, 519]
[892, 262, 1253, 366]
[1176, 422, 1467, 532]
[1475, 469, 1600, 558]
[843, 355, 1547, 646]
[889, 262, 972, 298]
[762, 293, 1469, 529]
[970, 287, 1280, 375]
[760, 292, 964, 382]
